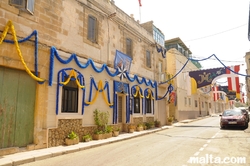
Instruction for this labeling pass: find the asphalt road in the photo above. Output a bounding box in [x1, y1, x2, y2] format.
[21, 116, 250, 166]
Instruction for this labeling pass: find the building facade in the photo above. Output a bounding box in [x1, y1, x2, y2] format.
[0, 0, 172, 155]
[165, 38, 215, 121]
[245, 51, 250, 105]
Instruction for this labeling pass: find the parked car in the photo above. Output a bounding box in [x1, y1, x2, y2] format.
[238, 107, 249, 123]
[220, 109, 248, 129]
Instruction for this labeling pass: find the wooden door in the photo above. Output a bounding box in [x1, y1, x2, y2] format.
[0, 67, 36, 148]
[118, 96, 123, 123]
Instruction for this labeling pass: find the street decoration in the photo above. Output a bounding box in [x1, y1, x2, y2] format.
[0, 20, 45, 83]
[56, 68, 85, 115]
[2, 20, 249, 111]
[189, 67, 226, 88]
[156, 44, 166, 58]
[117, 63, 127, 81]
[226, 65, 240, 99]
[114, 50, 132, 73]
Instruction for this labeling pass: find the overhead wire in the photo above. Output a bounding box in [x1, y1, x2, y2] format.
[184, 23, 247, 42]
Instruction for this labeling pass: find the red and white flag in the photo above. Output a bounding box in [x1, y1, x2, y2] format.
[138, 0, 142, 6]
[226, 65, 240, 98]
[212, 86, 219, 101]
[241, 92, 245, 103]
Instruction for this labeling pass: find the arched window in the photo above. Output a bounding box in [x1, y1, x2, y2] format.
[61, 76, 79, 113]
[145, 97, 152, 113]
[134, 95, 140, 114]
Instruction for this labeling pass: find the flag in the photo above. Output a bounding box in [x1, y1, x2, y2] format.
[226, 65, 240, 99]
[248, 2, 250, 41]
[212, 86, 219, 101]
[241, 92, 245, 103]
[138, 0, 142, 6]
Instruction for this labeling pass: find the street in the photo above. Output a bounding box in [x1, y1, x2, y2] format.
[22, 116, 250, 166]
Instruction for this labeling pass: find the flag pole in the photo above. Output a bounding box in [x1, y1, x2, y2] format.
[139, 5, 141, 23]
[138, 0, 142, 23]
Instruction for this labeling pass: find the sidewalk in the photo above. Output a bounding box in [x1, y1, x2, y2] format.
[0, 117, 209, 166]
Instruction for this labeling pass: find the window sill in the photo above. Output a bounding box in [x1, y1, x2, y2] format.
[146, 113, 153, 115]
[56, 114, 82, 120]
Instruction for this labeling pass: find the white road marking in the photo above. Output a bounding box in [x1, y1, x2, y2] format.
[203, 144, 208, 147]
[185, 126, 222, 165]
[194, 152, 200, 156]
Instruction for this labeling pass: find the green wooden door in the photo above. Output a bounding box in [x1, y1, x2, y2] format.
[0, 67, 36, 148]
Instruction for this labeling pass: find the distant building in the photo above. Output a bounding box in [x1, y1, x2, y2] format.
[165, 37, 214, 121]
[245, 51, 250, 104]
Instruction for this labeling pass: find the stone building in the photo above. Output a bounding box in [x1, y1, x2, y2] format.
[0, 0, 171, 155]
[245, 51, 250, 104]
[165, 37, 215, 121]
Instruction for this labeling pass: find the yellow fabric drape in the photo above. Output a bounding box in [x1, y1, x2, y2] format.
[60, 69, 84, 88]
[133, 86, 144, 98]
[166, 73, 174, 84]
[85, 80, 113, 106]
[0, 21, 45, 82]
[146, 89, 154, 100]
[191, 78, 197, 94]
[236, 93, 240, 100]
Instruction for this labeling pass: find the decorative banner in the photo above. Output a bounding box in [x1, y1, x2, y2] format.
[241, 93, 245, 103]
[114, 81, 129, 94]
[226, 65, 240, 99]
[189, 67, 226, 88]
[200, 85, 211, 94]
[226, 90, 236, 100]
[114, 50, 132, 73]
[218, 85, 229, 94]
[212, 86, 219, 101]
[168, 91, 176, 103]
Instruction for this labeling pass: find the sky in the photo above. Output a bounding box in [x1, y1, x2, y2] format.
[114, 0, 250, 92]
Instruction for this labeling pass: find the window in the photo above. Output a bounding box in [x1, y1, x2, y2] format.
[209, 103, 211, 109]
[134, 96, 140, 113]
[184, 97, 187, 105]
[88, 15, 98, 42]
[158, 61, 163, 73]
[146, 50, 151, 68]
[61, 77, 78, 113]
[145, 98, 152, 113]
[188, 98, 191, 106]
[126, 38, 133, 58]
[9, 0, 35, 14]
[202, 102, 204, 108]
[195, 100, 198, 107]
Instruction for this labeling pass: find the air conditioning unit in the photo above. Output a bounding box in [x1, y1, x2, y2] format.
[9, 0, 35, 15]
